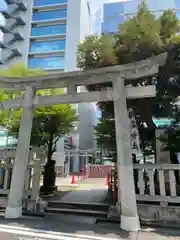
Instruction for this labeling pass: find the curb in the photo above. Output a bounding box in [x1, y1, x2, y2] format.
[0, 211, 46, 220]
[97, 217, 180, 230]
[96, 218, 120, 224]
[141, 220, 180, 230]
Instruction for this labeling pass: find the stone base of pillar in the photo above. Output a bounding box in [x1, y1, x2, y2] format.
[40, 185, 57, 196]
[121, 215, 140, 232]
[5, 206, 22, 219]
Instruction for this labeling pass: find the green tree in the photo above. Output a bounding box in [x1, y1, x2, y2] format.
[0, 64, 77, 194]
[94, 118, 116, 151]
[0, 63, 46, 130]
[77, 34, 117, 70]
[159, 9, 179, 44]
[116, 1, 162, 63]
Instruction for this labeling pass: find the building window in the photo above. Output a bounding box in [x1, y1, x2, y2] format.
[31, 24, 66, 36]
[28, 56, 65, 69]
[29, 39, 66, 52]
[32, 9, 67, 21]
[34, 0, 67, 6]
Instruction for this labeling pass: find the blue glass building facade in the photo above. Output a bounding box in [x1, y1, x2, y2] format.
[31, 24, 66, 36]
[0, 0, 91, 71]
[28, 0, 68, 70]
[102, 0, 180, 34]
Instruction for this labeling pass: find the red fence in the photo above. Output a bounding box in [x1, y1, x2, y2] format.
[86, 164, 113, 178]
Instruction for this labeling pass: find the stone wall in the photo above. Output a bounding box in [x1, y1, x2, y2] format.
[138, 204, 180, 224]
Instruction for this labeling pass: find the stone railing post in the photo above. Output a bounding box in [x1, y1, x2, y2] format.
[5, 86, 35, 219]
[113, 77, 140, 231]
[67, 152, 70, 176]
[24, 167, 31, 192]
[31, 159, 41, 201]
[3, 167, 12, 190]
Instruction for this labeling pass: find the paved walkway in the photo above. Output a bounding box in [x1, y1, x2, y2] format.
[56, 177, 108, 203]
[46, 177, 109, 203]
[59, 188, 108, 203]
[55, 177, 107, 187]
[55, 176, 73, 186]
[78, 178, 106, 185]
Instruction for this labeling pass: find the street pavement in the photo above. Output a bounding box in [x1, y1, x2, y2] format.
[0, 227, 120, 240]
[0, 217, 124, 240]
[0, 216, 180, 240]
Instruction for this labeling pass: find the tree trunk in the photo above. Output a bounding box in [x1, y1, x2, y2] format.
[47, 132, 53, 164]
[40, 133, 57, 195]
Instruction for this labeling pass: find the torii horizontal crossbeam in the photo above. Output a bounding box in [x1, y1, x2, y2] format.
[1, 86, 155, 109]
[0, 53, 167, 91]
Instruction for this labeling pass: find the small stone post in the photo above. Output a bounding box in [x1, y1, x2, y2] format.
[31, 159, 41, 201]
[67, 152, 71, 176]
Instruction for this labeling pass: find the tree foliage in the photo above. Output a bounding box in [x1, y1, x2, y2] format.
[77, 35, 117, 69]
[94, 118, 116, 150]
[159, 9, 179, 44]
[116, 1, 162, 62]
[77, 2, 180, 151]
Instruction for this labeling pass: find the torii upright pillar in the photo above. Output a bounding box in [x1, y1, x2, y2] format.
[5, 86, 34, 218]
[113, 77, 140, 231]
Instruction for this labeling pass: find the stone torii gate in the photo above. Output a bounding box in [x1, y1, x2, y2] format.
[0, 53, 166, 231]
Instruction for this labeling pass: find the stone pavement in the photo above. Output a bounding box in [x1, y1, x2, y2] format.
[59, 188, 108, 203]
[55, 176, 73, 185]
[55, 177, 107, 187]
[78, 178, 107, 185]
[52, 177, 108, 203]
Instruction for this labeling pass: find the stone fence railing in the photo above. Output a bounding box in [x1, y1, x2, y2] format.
[0, 161, 43, 200]
[134, 164, 180, 204]
[86, 164, 113, 178]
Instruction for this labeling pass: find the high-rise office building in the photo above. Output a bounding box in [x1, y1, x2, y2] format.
[0, 0, 91, 70]
[0, 0, 6, 63]
[0, 0, 96, 172]
[0, 14, 5, 62]
[101, 0, 180, 35]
